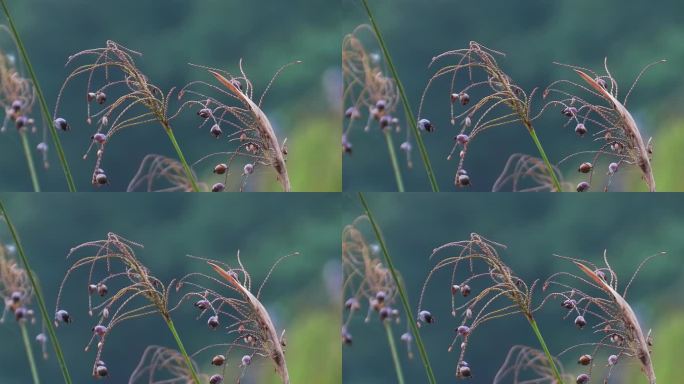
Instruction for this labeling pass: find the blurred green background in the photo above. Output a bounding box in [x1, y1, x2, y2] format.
[342, 193, 684, 383]
[342, 0, 684, 191]
[0, 0, 342, 191]
[0, 193, 341, 383]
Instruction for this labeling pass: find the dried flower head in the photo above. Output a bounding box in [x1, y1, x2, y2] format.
[543, 59, 665, 192]
[177, 60, 296, 192]
[127, 154, 206, 192]
[342, 25, 412, 168]
[419, 234, 537, 378]
[342, 217, 412, 358]
[541, 251, 665, 384]
[175, 250, 297, 384]
[493, 154, 571, 192]
[418, 42, 541, 188]
[129, 345, 209, 384]
[55, 233, 173, 378]
[0, 240, 33, 323]
[54, 41, 183, 188]
[494, 345, 574, 384]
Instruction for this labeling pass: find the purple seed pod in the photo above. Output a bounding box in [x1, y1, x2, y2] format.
[456, 134, 469, 145]
[197, 108, 212, 119]
[459, 93, 470, 106]
[399, 141, 412, 152]
[345, 106, 360, 119]
[375, 99, 386, 111]
[96, 365, 108, 377]
[93, 325, 107, 337]
[209, 374, 223, 384]
[574, 315, 587, 328]
[92, 133, 107, 144]
[576, 182, 590, 192]
[11, 100, 22, 112]
[563, 107, 578, 117]
[575, 123, 587, 136]
[95, 173, 108, 185]
[578, 162, 592, 173]
[456, 325, 470, 336]
[210, 124, 222, 138]
[417, 119, 433, 132]
[418, 310, 433, 324]
[207, 315, 219, 329]
[194, 299, 210, 310]
[243, 163, 254, 175]
[95, 92, 107, 105]
[55, 309, 71, 324]
[211, 183, 225, 192]
[97, 283, 108, 297]
[608, 162, 619, 174]
[576, 374, 589, 384]
[461, 284, 471, 297]
[54, 118, 69, 131]
[608, 354, 618, 366]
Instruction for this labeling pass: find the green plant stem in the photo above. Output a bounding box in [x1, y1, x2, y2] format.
[384, 322, 406, 384]
[527, 126, 562, 192]
[0, 0, 77, 192]
[19, 130, 40, 192]
[384, 130, 405, 192]
[0, 201, 73, 384]
[358, 193, 437, 384]
[163, 317, 201, 384]
[527, 316, 564, 384]
[162, 123, 200, 192]
[360, 0, 439, 192]
[20, 322, 41, 384]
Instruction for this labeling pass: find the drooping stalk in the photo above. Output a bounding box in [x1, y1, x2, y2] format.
[384, 322, 405, 384]
[360, 0, 439, 192]
[383, 130, 405, 192]
[20, 322, 41, 384]
[163, 317, 201, 384]
[19, 130, 40, 192]
[162, 122, 200, 192]
[0, 0, 77, 191]
[0, 200, 73, 384]
[526, 317, 564, 384]
[358, 193, 437, 384]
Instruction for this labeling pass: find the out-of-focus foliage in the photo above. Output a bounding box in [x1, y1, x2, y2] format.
[342, 0, 684, 191]
[0, 193, 341, 383]
[342, 193, 684, 383]
[0, 0, 342, 191]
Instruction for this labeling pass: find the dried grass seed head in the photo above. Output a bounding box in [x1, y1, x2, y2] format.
[129, 345, 209, 384]
[540, 250, 665, 383]
[494, 345, 575, 384]
[543, 59, 665, 192]
[175, 250, 297, 384]
[177, 60, 296, 192]
[55, 232, 171, 378]
[492, 154, 571, 192]
[127, 154, 206, 192]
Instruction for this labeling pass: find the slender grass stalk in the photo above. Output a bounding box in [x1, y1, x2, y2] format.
[162, 123, 200, 192]
[0, 200, 73, 384]
[384, 322, 406, 384]
[360, 0, 439, 192]
[526, 317, 564, 383]
[18, 130, 40, 192]
[163, 317, 201, 384]
[0, 0, 77, 192]
[358, 193, 437, 384]
[20, 322, 41, 384]
[525, 123, 562, 192]
[383, 130, 405, 192]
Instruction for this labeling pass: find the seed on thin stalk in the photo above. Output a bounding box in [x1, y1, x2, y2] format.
[574, 315, 587, 328]
[14, 307, 27, 321]
[578, 354, 592, 365]
[209, 374, 223, 384]
[563, 107, 578, 117]
[459, 93, 470, 106]
[55, 309, 71, 324]
[342, 330, 352, 345]
[95, 364, 108, 377]
[375, 291, 386, 303]
[93, 325, 107, 337]
[54, 118, 69, 131]
[194, 299, 210, 310]
[456, 325, 470, 336]
[345, 106, 360, 119]
[87, 284, 97, 295]
[457, 174, 470, 187]
[379, 307, 391, 321]
[562, 299, 576, 309]
[207, 315, 219, 329]
[15, 116, 28, 130]
[400, 141, 412, 152]
[417, 310, 433, 325]
[97, 283, 108, 297]
[36, 333, 46, 344]
[36, 142, 48, 152]
[11, 100, 22, 112]
[241, 354, 252, 366]
[213, 163, 228, 175]
[379, 115, 391, 129]
[95, 173, 108, 185]
[10, 291, 22, 303]
[461, 284, 471, 297]
[92, 133, 107, 144]
[608, 354, 618, 366]
[400, 332, 412, 342]
[458, 365, 472, 378]
[211, 183, 225, 192]
[450, 93, 459, 103]
[455, 134, 469, 145]
[608, 162, 619, 174]
[575, 123, 587, 136]
[197, 108, 211, 119]
[578, 162, 592, 173]
[576, 374, 589, 384]
[417, 118, 433, 132]
[210, 124, 222, 138]
[211, 354, 225, 366]
[345, 297, 360, 311]
[375, 99, 386, 112]
[95, 92, 107, 105]
[576, 182, 589, 192]
[243, 163, 254, 175]
[87, 92, 96, 102]
[451, 284, 460, 295]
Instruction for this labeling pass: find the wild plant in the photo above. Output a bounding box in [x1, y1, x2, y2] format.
[54, 232, 201, 383]
[174, 251, 297, 384]
[343, 25, 409, 191]
[127, 154, 206, 192]
[494, 345, 575, 383]
[342, 217, 413, 382]
[0, 240, 44, 383]
[418, 42, 562, 191]
[542, 59, 665, 192]
[129, 346, 209, 384]
[417, 233, 562, 381]
[177, 62, 295, 192]
[492, 154, 572, 192]
[53, 41, 199, 191]
[540, 251, 665, 384]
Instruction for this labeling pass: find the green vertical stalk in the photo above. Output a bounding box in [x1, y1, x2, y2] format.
[0, 0, 77, 191]
[163, 317, 201, 384]
[384, 130, 405, 192]
[162, 123, 200, 192]
[20, 322, 41, 384]
[360, 0, 439, 191]
[358, 193, 437, 384]
[384, 322, 406, 384]
[527, 317, 564, 384]
[19, 130, 40, 192]
[527, 125, 562, 192]
[0, 200, 73, 384]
